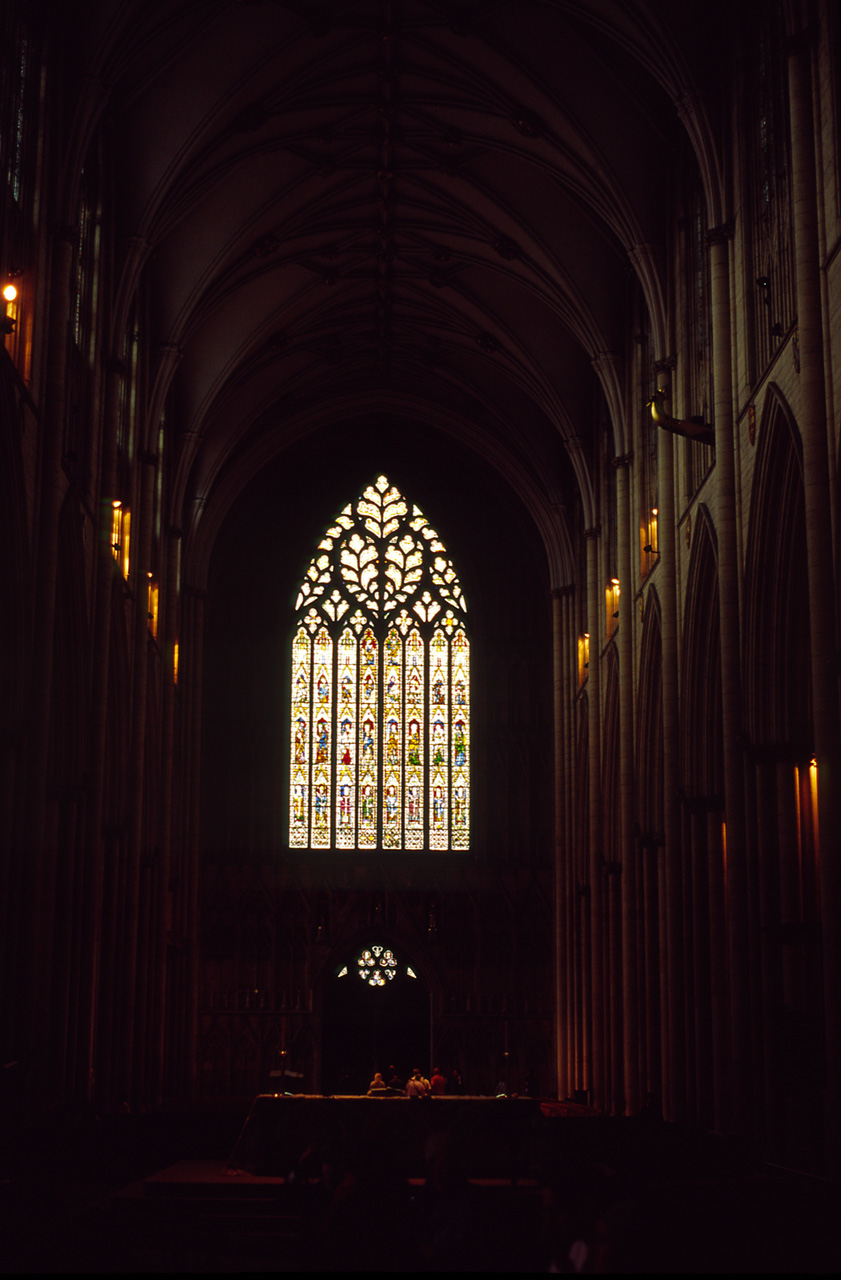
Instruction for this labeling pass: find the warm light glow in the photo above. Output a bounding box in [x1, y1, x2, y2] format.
[121, 511, 131, 578]
[147, 577, 159, 637]
[578, 633, 590, 683]
[641, 508, 659, 566]
[110, 504, 122, 559]
[809, 757, 819, 857]
[605, 579, 621, 638]
[3, 284, 17, 302]
[173, 642, 179, 685]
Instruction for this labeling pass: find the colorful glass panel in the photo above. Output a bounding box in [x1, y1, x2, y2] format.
[335, 628, 357, 847]
[358, 627, 378, 847]
[289, 626, 311, 846]
[289, 475, 468, 850]
[382, 628, 402, 847]
[405, 628, 424, 848]
[357, 944, 398, 986]
[429, 628, 449, 849]
[311, 627, 333, 846]
[452, 627, 470, 848]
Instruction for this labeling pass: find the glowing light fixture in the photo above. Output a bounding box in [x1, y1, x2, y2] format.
[1, 283, 17, 336]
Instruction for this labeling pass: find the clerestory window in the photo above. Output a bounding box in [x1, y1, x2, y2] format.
[288, 475, 469, 851]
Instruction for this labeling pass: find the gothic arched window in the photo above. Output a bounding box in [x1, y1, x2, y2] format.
[289, 475, 469, 851]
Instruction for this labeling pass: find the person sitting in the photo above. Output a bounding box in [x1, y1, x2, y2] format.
[388, 1066, 404, 1092]
[367, 1071, 390, 1096]
[430, 1066, 447, 1095]
[406, 1067, 431, 1097]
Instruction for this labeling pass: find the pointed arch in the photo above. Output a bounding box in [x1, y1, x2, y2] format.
[288, 474, 469, 851]
[681, 506, 723, 803]
[316, 925, 434, 1094]
[743, 385, 810, 753]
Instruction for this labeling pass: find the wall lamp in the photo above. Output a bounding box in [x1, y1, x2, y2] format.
[1, 283, 17, 335]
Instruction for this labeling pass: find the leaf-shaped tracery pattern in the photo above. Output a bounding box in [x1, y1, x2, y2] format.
[289, 475, 469, 851]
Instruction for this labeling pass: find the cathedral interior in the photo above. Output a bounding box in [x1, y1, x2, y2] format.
[2, 0, 840, 1268]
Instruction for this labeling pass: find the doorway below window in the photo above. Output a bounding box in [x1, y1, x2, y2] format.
[321, 946, 430, 1095]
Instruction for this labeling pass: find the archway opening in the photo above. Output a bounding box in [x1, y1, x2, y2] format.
[321, 944, 430, 1094]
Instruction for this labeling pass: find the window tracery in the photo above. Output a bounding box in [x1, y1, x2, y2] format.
[289, 475, 469, 850]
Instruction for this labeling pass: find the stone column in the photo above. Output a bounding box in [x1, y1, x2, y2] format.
[787, 29, 841, 1177]
[707, 221, 750, 1136]
[614, 454, 639, 1114]
[654, 357, 686, 1124]
[755, 751, 783, 1158]
[22, 226, 75, 1090]
[121, 448, 157, 1100]
[585, 528, 604, 1107]
[184, 587, 206, 1096]
[563, 590, 577, 1095]
[553, 585, 574, 1099]
[689, 804, 712, 1128]
[150, 525, 182, 1103]
[77, 356, 123, 1101]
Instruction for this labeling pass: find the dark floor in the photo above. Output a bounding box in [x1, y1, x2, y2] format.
[1, 1098, 838, 1273]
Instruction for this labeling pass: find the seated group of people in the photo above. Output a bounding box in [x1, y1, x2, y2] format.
[367, 1066, 448, 1097]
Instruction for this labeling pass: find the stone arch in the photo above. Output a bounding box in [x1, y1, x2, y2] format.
[743, 384, 810, 754]
[681, 505, 723, 803]
[315, 926, 436, 1095]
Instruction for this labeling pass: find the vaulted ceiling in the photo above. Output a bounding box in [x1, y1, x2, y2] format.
[62, 0, 727, 578]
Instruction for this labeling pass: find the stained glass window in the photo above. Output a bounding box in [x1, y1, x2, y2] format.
[288, 475, 469, 850]
[335, 946, 415, 985]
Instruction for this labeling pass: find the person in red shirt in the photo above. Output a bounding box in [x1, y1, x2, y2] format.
[430, 1066, 447, 1095]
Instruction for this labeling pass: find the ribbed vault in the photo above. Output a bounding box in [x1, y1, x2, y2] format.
[57, 0, 728, 565]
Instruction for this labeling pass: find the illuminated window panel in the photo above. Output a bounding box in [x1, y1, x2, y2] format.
[451, 626, 470, 848]
[147, 574, 159, 638]
[310, 628, 333, 847]
[404, 627, 424, 849]
[289, 627, 311, 846]
[288, 475, 469, 850]
[356, 945, 398, 986]
[335, 628, 358, 847]
[429, 628, 449, 849]
[358, 627, 379, 848]
[382, 628, 402, 847]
